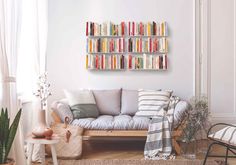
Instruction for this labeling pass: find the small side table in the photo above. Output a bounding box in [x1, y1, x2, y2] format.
[26, 135, 60, 165]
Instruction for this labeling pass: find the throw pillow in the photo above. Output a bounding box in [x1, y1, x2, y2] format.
[120, 89, 138, 115]
[64, 89, 99, 119]
[92, 89, 121, 115]
[208, 126, 236, 145]
[135, 89, 173, 117]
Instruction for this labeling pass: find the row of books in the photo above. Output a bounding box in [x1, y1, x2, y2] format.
[128, 22, 168, 36]
[86, 22, 168, 36]
[86, 22, 126, 36]
[86, 54, 125, 70]
[128, 54, 167, 70]
[128, 38, 167, 53]
[87, 38, 125, 53]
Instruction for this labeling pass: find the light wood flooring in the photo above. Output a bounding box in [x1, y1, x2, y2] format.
[34, 139, 236, 164]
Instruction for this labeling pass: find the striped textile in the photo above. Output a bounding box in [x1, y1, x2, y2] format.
[144, 96, 180, 160]
[209, 126, 236, 146]
[135, 89, 172, 117]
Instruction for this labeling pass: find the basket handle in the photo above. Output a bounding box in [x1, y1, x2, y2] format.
[63, 116, 70, 128]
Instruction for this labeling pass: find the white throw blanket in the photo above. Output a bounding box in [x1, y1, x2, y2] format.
[144, 96, 180, 160]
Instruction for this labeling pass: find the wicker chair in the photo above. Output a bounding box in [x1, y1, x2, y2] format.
[203, 123, 236, 165]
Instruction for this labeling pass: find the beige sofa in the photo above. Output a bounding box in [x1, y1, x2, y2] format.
[51, 89, 189, 155]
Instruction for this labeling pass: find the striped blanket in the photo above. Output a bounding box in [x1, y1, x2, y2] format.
[144, 96, 180, 160]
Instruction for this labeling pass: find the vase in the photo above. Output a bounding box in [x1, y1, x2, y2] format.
[181, 140, 197, 159]
[32, 110, 47, 138]
[44, 127, 53, 140]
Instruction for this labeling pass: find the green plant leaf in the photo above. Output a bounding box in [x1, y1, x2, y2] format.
[3, 108, 9, 146]
[5, 109, 22, 162]
[0, 108, 5, 143]
[0, 142, 3, 163]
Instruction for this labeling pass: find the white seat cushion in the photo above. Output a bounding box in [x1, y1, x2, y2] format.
[71, 115, 150, 130]
[71, 114, 182, 130]
[209, 125, 236, 146]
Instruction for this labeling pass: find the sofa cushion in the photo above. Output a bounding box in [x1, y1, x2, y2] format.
[92, 89, 121, 115]
[64, 89, 99, 119]
[71, 115, 150, 130]
[135, 89, 172, 117]
[71, 113, 186, 130]
[121, 89, 138, 115]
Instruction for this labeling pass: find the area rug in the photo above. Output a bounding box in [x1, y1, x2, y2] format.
[55, 159, 221, 165]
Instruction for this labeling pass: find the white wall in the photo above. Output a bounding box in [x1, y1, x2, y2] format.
[47, 0, 195, 102]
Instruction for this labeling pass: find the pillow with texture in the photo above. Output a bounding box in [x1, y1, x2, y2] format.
[92, 89, 121, 115]
[209, 126, 236, 145]
[64, 90, 99, 119]
[135, 89, 173, 117]
[121, 89, 138, 115]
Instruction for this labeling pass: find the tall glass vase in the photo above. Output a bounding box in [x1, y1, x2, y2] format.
[181, 140, 197, 159]
[32, 110, 47, 138]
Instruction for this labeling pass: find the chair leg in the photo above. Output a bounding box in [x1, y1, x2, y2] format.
[203, 142, 216, 165]
[225, 147, 229, 165]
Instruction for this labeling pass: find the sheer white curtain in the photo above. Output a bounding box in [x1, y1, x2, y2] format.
[0, 0, 26, 164]
[17, 0, 47, 98]
[16, 0, 48, 162]
[0, 0, 48, 163]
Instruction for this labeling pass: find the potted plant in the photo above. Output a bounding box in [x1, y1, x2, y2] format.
[0, 108, 22, 165]
[181, 96, 210, 159]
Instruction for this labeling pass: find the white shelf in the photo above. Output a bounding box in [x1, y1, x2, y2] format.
[87, 35, 125, 38]
[87, 52, 125, 54]
[87, 52, 167, 55]
[127, 52, 167, 55]
[128, 35, 168, 38]
[87, 68, 125, 71]
[129, 69, 167, 71]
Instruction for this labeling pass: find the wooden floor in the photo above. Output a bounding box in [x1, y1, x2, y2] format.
[34, 139, 236, 164]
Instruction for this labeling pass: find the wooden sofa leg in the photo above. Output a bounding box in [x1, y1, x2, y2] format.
[172, 139, 181, 155]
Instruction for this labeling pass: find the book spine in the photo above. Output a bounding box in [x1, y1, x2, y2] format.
[149, 38, 152, 52]
[164, 54, 167, 69]
[143, 54, 146, 69]
[163, 55, 165, 70]
[86, 54, 88, 69]
[90, 22, 92, 36]
[128, 55, 131, 69]
[122, 55, 125, 69]
[86, 22, 88, 36]
[132, 22, 134, 36]
[140, 38, 142, 52]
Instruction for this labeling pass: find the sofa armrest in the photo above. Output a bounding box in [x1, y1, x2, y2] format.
[51, 99, 73, 123]
[173, 100, 190, 128]
[51, 111, 62, 123]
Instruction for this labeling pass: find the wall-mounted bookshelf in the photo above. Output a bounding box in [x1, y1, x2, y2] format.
[85, 21, 168, 71]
